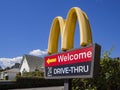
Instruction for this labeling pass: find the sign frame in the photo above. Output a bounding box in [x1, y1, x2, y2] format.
[44, 43, 101, 79]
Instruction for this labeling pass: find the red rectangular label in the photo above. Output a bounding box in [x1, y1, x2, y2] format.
[45, 46, 93, 67]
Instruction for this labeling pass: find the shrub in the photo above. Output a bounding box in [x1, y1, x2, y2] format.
[72, 54, 120, 90]
[22, 71, 44, 78]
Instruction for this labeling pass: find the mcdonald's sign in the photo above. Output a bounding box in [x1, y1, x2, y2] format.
[44, 7, 101, 79]
[48, 7, 92, 54]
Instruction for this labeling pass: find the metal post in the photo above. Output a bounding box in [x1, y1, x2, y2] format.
[64, 79, 72, 90]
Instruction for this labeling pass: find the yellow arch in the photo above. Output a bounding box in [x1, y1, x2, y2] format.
[48, 7, 92, 54]
[48, 16, 65, 54]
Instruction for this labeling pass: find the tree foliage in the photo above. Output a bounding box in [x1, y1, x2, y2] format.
[72, 50, 120, 90]
[0, 66, 3, 72]
[22, 71, 44, 78]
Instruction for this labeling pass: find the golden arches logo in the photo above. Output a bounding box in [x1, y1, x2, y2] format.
[48, 7, 93, 54]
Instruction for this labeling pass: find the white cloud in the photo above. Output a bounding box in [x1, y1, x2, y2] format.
[0, 49, 47, 69]
[0, 56, 22, 69]
[29, 49, 47, 56]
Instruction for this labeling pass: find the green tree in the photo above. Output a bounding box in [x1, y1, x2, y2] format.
[22, 71, 44, 78]
[72, 50, 120, 90]
[0, 66, 3, 72]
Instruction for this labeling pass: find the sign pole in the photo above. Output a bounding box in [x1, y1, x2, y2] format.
[64, 79, 72, 90]
[63, 48, 72, 90]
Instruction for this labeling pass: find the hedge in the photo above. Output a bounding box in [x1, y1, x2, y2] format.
[0, 77, 64, 89]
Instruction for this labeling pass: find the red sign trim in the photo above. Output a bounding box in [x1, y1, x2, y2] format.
[45, 46, 93, 67]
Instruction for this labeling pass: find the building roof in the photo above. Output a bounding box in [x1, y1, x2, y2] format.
[20, 54, 44, 70]
[1, 68, 20, 74]
[6, 68, 20, 73]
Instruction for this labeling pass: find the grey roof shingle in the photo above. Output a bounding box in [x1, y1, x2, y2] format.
[6, 68, 20, 73]
[20, 54, 44, 71]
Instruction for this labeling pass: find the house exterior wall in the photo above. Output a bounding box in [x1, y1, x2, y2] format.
[0, 69, 19, 80]
[0, 72, 5, 80]
[20, 58, 30, 74]
[7, 72, 16, 80]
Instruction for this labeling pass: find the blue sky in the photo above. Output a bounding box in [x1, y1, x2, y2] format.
[0, 0, 120, 68]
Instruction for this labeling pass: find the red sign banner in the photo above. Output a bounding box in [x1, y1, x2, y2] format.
[45, 46, 92, 67]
